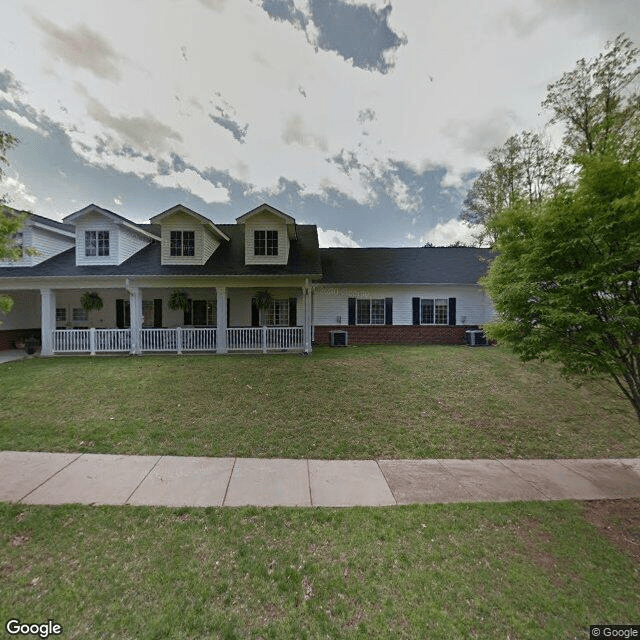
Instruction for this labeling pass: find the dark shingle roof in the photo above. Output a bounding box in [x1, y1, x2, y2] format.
[0, 225, 322, 279]
[319, 247, 494, 285]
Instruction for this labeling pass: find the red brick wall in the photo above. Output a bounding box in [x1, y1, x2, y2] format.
[313, 325, 472, 346]
[0, 329, 41, 351]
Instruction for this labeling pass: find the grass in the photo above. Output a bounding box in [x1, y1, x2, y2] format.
[1, 500, 638, 639]
[0, 345, 637, 459]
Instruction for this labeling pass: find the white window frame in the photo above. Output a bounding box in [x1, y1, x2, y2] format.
[254, 230, 278, 256]
[72, 307, 88, 323]
[85, 230, 110, 257]
[264, 299, 289, 326]
[356, 298, 385, 325]
[170, 230, 195, 257]
[420, 298, 448, 325]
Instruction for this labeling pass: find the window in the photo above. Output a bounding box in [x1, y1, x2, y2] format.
[254, 230, 278, 256]
[265, 299, 289, 326]
[420, 298, 448, 324]
[56, 308, 67, 323]
[170, 230, 195, 256]
[357, 299, 385, 325]
[142, 300, 154, 328]
[192, 300, 216, 326]
[85, 231, 109, 256]
[72, 307, 88, 322]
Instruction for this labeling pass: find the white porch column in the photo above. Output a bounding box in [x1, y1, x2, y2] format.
[303, 280, 312, 354]
[128, 286, 143, 355]
[40, 288, 56, 356]
[217, 287, 227, 354]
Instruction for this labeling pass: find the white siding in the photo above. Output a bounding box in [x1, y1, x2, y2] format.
[117, 227, 151, 264]
[313, 284, 495, 325]
[244, 212, 290, 266]
[75, 212, 120, 266]
[159, 211, 209, 265]
[202, 228, 220, 263]
[0, 225, 74, 268]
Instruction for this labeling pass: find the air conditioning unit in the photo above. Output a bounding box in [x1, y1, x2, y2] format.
[330, 330, 348, 347]
[465, 329, 487, 346]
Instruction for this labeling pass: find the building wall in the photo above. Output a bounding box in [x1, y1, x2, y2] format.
[313, 284, 495, 326]
[0, 225, 74, 268]
[159, 211, 219, 266]
[313, 324, 471, 346]
[117, 227, 152, 265]
[243, 212, 290, 266]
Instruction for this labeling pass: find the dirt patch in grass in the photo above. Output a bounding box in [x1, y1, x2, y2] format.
[583, 499, 640, 564]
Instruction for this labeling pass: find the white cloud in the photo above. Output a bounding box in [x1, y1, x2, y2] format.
[1, 0, 628, 229]
[2, 174, 38, 208]
[420, 218, 485, 247]
[2, 110, 49, 137]
[152, 169, 230, 204]
[317, 227, 360, 248]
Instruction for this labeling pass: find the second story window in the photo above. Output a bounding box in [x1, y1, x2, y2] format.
[170, 230, 195, 256]
[85, 230, 109, 256]
[254, 230, 278, 256]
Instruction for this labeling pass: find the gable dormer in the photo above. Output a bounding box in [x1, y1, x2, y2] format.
[64, 204, 159, 266]
[150, 205, 230, 266]
[0, 209, 75, 268]
[236, 203, 297, 266]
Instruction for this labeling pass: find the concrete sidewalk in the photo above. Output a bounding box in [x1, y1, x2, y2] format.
[1, 451, 639, 508]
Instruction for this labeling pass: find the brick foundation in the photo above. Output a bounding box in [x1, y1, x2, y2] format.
[0, 329, 41, 351]
[313, 325, 474, 346]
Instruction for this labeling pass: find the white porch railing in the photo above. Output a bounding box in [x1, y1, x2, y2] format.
[182, 327, 217, 352]
[227, 326, 303, 352]
[141, 328, 178, 352]
[96, 329, 131, 352]
[54, 329, 91, 353]
[53, 326, 301, 354]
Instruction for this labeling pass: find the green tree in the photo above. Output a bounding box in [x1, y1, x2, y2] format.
[482, 156, 640, 421]
[542, 34, 640, 160]
[0, 130, 24, 317]
[460, 132, 568, 244]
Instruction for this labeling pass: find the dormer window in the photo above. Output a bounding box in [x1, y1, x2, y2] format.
[170, 230, 195, 257]
[85, 230, 109, 256]
[254, 230, 278, 256]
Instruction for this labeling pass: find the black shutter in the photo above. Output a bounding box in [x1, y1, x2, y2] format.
[183, 299, 192, 325]
[412, 297, 420, 325]
[227, 298, 230, 328]
[116, 299, 124, 329]
[348, 298, 356, 325]
[448, 297, 456, 325]
[289, 297, 297, 326]
[251, 298, 259, 327]
[154, 299, 162, 328]
[385, 298, 393, 325]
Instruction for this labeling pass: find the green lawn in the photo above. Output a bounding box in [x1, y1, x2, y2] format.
[0, 345, 637, 459]
[1, 500, 638, 639]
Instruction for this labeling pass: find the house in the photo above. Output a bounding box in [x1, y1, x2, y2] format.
[0, 203, 495, 355]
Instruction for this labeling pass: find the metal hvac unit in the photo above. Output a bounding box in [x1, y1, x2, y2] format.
[330, 330, 348, 347]
[465, 329, 487, 347]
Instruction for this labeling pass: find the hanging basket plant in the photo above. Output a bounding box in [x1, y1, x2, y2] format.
[254, 289, 273, 310]
[168, 289, 189, 311]
[80, 291, 103, 313]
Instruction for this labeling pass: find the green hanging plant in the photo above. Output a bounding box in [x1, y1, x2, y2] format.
[80, 291, 103, 313]
[254, 289, 273, 310]
[168, 289, 189, 311]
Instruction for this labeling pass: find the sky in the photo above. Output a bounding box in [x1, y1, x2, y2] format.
[0, 0, 638, 248]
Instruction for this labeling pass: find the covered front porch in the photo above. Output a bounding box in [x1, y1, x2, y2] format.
[52, 325, 304, 354]
[3, 277, 313, 356]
